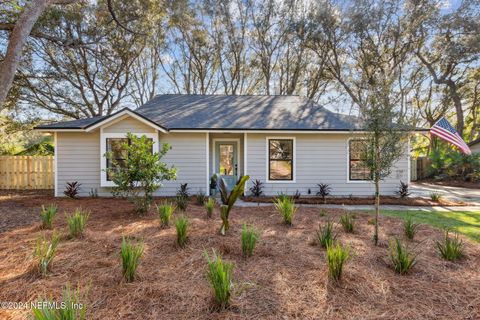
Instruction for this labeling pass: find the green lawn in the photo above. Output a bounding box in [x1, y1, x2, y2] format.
[365, 210, 480, 242]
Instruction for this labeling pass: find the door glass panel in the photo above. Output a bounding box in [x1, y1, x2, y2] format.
[219, 144, 234, 175]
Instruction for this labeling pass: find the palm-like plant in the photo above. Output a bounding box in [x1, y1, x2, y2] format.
[218, 175, 250, 235]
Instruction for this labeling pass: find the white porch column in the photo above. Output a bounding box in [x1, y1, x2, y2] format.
[244, 132, 248, 194]
[206, 132, 210, 196]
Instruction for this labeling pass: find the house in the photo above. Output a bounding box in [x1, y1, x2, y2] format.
[468, 138, 480, 154]
[36, 94, 412, 197]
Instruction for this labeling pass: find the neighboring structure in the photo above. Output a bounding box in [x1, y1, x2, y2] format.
[36, 94, 415, 197]
[469, 138, 480, 154]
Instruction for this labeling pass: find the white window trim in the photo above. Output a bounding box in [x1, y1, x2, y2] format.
[266, 136, 296, 183]
[346, 137, 372, 184]
[212, 138, 241, 177]
[100, 129, 159, 187]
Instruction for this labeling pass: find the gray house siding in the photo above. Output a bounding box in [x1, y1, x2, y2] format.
[245, 133, 408, 196]
[55, 117, 208, 197]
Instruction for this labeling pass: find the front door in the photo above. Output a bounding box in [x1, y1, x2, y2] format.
[215, 141, 238, 191]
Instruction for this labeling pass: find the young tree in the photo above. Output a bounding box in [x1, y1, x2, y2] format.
[106, 133, 177, 214]
[360, 77, 410, 245]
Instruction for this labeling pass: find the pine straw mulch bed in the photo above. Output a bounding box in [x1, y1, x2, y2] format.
[0, 192, 479, 319]
[242, 195, 467, 206]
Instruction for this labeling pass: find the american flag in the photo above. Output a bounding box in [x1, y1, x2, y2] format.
[430, 117, 471, 155]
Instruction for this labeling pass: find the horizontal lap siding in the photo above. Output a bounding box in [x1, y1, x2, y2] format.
[157, 132, 207, 196]
[103, 118, 156, 133]
[56, 132, 111, 196]
[246, 133, 408, 196]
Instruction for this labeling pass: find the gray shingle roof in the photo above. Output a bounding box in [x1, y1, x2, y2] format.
[36, 94, 363, 131]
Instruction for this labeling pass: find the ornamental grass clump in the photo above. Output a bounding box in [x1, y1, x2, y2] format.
[274, 196, 297, 225]
[32, 283, 88, 320]
[403, 215, 419, 240]
[389, 238, 416, 274]
[316, 220, 336, 248]
[204, 197, 215, 218]
[156, 202, 175, 227]
[34, 232, 60, 277]
[326, 242, 350, 282]
[175, 215, 189, 248]
[66, 208, 90, 239]
[204, 250, 234, 309]
[120, 237, 144, 282]
[436, 230, 463, 261]
[241, 224, 260, 257]
[40, 204, 57, 230]
[339, 213, 354, 233]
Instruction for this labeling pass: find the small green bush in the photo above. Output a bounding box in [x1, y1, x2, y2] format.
[430, 192, 442, 202]
[436, 230, 463, 261]
[274, 196, 297, 225]
[241, 224, 260, 257]
[326, 242, 350, 282]
[389, 238, 416, 274]
[204, 250, 234, 309]
[32, 283, 88, 320]
[196, 191, 207, 205]
[175, 195, 189, 211]
[156, 202, 175, 227]
[34, 232, 60, 277]
[316, 221, 336, 248]
[66, 208, 90, 239]
[175, 215, 189, 248]
[40, 204, 57, 229]
[403, 216, 419, 240]
[121, 237, 144, 282]
[204, 197, 215, 218]
[339, 213, 354, 233]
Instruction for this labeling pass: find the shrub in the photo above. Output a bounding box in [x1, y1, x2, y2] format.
[195, 190, 207, 205]
[204, 250, 234, 309]
[316, 221, 336, 248]
[396, 181, 410, 198]
[389, 238, 416, 274]
[403, 216, 419, 240]
[326, 242, 350, 282]
[204, 197, 215, 218]
[66, 209, 90, 239]
[339, 213, 354, 233]
[274, 196, 297, 225]
[40, 204, 57, 229]
[175, 215, 189, 248]
[32, 283, 88, 320]
[436, 230, 463, 261]
[64, 181, 81, 198]
[293, 190, 301, 200]
[430, 192, 442, 202]
[156, 202, 175, 227]
[249, 179, 264, 197]
[241, 224, 260, 257]
[218, 176, 250, 235]
[107, 134, 177, 214]
[175, 195, 189, 211]
[121, 237, 144, 282]
[34, 232, 60, 277]
[210, 174, 218, 191]
[177, 183, 190, 199]
[317, 183, 331, 203]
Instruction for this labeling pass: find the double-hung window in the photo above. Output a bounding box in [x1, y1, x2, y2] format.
[348, 139, 371, 181]
[101, 132, 158, 187]
[268, 138, 294, 181]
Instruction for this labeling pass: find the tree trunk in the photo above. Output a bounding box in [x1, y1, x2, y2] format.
[0, 0, 52, 109]
[374, 178, 380, 246]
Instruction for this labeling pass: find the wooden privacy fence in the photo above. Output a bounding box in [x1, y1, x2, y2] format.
[0, 156, 54, 189]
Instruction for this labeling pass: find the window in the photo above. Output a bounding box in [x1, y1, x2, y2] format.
[348, 140, 371, 181]
[268, 139, 294, 181]
[106, 138, 128, 181]
[100, 132, 158, 187]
